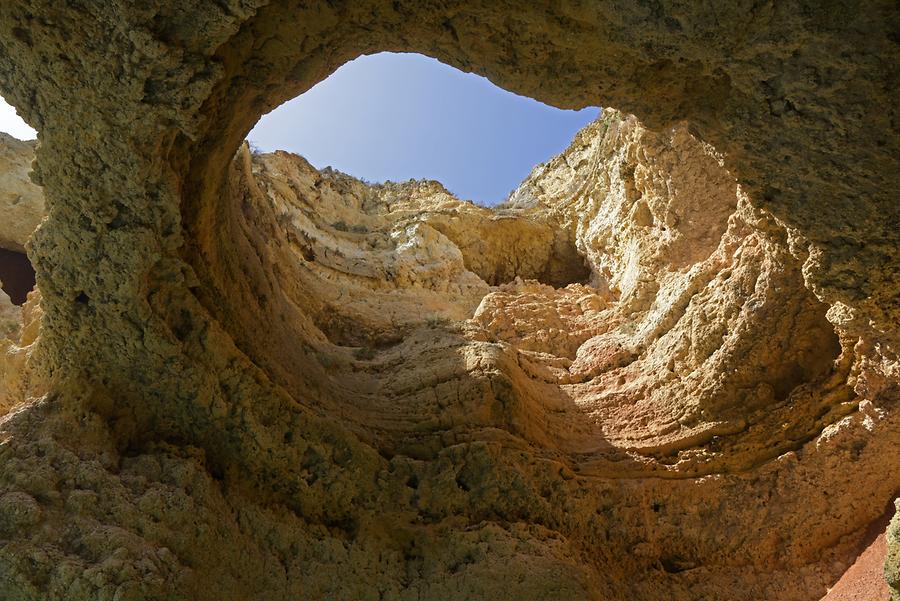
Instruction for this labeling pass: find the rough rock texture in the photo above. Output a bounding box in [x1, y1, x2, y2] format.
[0, 286, 20, 340]
[888, 500, 900, 600]
[0, 133, 42, 252]
[0, 289, 42, 415]
[0, 2, 897, 599]
[2, 106, 897, 598]
[822, 501, 895, 601]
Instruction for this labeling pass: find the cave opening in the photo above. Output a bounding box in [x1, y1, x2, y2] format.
[226, 79, 851, 467]
[0, 4, 891, 598]
[0, 248, 35, 305]
[0, 95, 39, 306]
[225, 50, 601, 351]
[0, 96, 37, 141]
[247, 52, 600, 207]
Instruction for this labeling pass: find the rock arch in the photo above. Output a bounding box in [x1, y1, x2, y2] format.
[0, 2, 897, 600]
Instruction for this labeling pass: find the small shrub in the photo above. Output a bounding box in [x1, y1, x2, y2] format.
[426, 314, 452, 328]
[354, 347, 376, 361]
[316, 351, 334, 368]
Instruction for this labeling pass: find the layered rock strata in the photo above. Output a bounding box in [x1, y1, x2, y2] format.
[0, 2, 899, 597]
[0, 104, 896, 600]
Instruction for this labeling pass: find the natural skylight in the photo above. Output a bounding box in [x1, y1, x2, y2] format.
[249, 52, 600, 206]
[0, 54, 601, 206]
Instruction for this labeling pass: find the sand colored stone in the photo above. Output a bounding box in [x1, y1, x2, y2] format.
[0, 133, 42, 252]
[0, 285, 20, 340]
[0, 3, 897, 599]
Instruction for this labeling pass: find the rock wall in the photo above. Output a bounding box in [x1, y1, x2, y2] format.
[0, 288, 41, 415]
[0, 132, 42, 253]
[0, 2, 897, 600]
[1, 106, 897, 598]
[0, 287, 20, 340]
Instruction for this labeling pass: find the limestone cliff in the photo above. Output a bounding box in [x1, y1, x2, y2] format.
[0, 133, 42, 252]
[1, 3, 897, 600]
[0, 107, 895, 600]
[0, 288, 41, 414]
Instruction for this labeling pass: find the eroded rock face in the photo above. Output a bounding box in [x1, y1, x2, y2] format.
[0, 133, 42, 252]
[0, 2, 897, 600]
[1, 106, 896, 599]
[0, 288, 42, 415]
[0, 286, 20, 340]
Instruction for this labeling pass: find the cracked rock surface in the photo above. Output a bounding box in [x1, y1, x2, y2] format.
[0, 2, 897, 600]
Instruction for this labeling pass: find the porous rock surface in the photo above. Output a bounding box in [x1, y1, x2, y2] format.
[0, 286, 20, 340]
[0, 2, 897, 600]
[2, 106, 898, 598]
[0, 288, 41, 415]
[0, 133, 42, 252]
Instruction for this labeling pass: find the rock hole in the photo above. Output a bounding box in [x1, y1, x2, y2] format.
[0, 248, 35, 305]
[659, 555, 693, 574]
[248, 52, 599, 207]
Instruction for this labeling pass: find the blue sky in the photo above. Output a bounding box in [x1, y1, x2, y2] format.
[0, 53, 599, 206]
[249, 52, 599, 205]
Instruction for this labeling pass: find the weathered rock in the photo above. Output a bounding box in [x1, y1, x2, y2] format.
[0, 288, 43, 414]
[888, 499, 900, 600]
[0, 106, 894, 599]
[0, 2, 897, 599]
[0, 285, 20, 340]
[0, 133, 42, 252]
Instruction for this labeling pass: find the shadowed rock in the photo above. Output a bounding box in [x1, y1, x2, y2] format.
[0, 3, 897, 600]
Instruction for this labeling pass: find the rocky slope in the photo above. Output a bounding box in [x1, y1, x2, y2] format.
[0, 110, 896, 600]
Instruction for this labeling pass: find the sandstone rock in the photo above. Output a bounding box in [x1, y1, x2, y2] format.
[0, 3, 897, 597]
[0, 107, 894, 599]
[822, 531, 891, 601]
[0, 133, 43, 252]
[0, 288, 44, 414]
[0, 284, 20, 340]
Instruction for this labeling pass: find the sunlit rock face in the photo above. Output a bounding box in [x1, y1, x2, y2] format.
[1, 108, 895, 600]
[0, 134, 40, 305]
[217, 112, 854, 476]
[0, 287, 19, 340]
[0, 133, 42, 253]
[0, 287, 41, 414]
[0, 2, 897, 600]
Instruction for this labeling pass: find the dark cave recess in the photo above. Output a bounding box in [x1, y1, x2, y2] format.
[0, 248, 36, 305]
